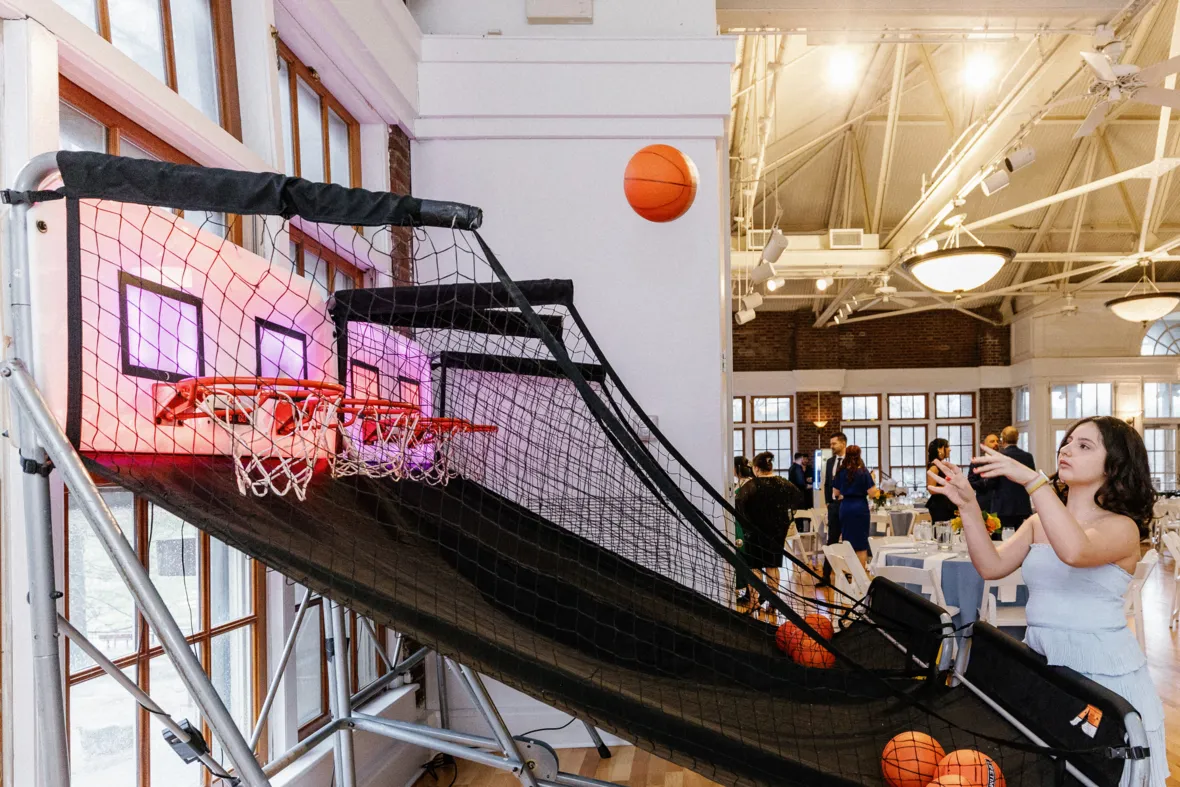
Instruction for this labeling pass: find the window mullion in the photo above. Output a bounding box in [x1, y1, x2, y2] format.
[159, 0, 179, 91]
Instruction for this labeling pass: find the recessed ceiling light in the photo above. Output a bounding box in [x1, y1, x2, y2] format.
[827, 49, 858, 90]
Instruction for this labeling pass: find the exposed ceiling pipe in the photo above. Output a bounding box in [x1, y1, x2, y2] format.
[741, 35, 790, 232]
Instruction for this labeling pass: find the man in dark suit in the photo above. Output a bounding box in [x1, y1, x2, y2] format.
[788, 452, 812, 534]
[820, 432, 847, 586]
[968, 432, 999, 511]
[986, 426, 1037, 532]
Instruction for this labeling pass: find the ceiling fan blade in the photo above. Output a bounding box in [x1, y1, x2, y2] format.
[1132, 85, 1180, 111]
[894, 297, 919, 308]
[1074, 100, 1111, 138]
[1081, 50, 1118, 82]
[1136, 54, 1180, 85]
[1036, 93, 1090, 114]
[861, 298, 882, 310]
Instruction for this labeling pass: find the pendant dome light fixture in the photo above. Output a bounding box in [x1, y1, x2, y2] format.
[1105, 259, 1180, 323]
[904, 214, 1015, 293]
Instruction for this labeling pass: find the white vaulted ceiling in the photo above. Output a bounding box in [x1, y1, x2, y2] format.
[727, 0, 1180, 327]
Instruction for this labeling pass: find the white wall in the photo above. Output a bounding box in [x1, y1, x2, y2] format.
[412, 29, 732, 744]
[408, 0, 717, 37]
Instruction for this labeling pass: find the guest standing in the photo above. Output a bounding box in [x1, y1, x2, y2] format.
[735, 452, 802, 614]
[925, 438, 958, 524]
[820, 432, 847, 587]
[733, 456, 755, 604]
[834, 445, 875, 567]
[969, 433, 1000, 511]
[989, 426, 1037, 532]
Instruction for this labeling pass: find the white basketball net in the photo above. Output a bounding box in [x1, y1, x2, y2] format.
[196, 382, 342, 501]
[331, 407, 420, 480]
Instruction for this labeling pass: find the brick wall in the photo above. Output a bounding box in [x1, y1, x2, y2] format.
[733, 309, 1010, 371]
[795, 391, 843, 457]
[979, 388, 1013, 440]
[389, 126, 413, 285]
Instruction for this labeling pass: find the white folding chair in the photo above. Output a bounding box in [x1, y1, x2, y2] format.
[980, 568, 1027, 628]
[868, 536, 913, 571]
[785, 533, 811, 565]
[822, 541, 871, 600]
[872, 564, 960, 618]
[1160, 532, 1180, 631]
[796, 508, 827, 567]
[1124, 549, 1160, 650]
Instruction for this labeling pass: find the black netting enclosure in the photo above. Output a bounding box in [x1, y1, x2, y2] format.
[30, 150, 1151, 787]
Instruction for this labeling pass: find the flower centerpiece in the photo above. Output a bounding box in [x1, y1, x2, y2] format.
[949, 513, 1001, 535]
[870, 486, 895, 511]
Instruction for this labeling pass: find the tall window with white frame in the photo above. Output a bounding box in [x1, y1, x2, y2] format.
[1014, 385, 1031, 453]
[885, 394, 925, 489]
[934, 393, 976, 467]
[841, 395, 880, 471]
[1050, 383, 1112, 467]
[1143, 381, 1180, 491]
[276, 40, 360, 187]
[751, 396, 793, 476]
[733, 396, 746, 461]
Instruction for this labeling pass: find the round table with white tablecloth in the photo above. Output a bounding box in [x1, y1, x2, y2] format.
[882, 548, 1028, 634]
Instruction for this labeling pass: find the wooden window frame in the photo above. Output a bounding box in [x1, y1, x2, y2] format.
[936, 422, 977, 467]
[732, 396, 745, 424]
[750, 395, 793, 424]
[733, 427, 745, 458]
[289, 225, 366, 292]
[60, 78, 244, 246]
[276, 39, 362, 187]
[296, 606, 388, 742]
[887, 423, 928, 488]
[843, 425, 881, 471]
[841, 394, 881, 423]
[933, 392, 976, 420]
[886, 393, 927, 421]
[84, 0, 240, 137]
[63, 489, 269, 786]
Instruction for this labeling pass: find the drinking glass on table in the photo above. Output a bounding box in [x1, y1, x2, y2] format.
[935, 522, 953, 551]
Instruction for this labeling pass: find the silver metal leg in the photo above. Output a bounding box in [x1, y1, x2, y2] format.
[250, 586, 313, 749]
[57, 614, 233, 780]
[8, 151, 71, 787]
[436, 652, 450, 730]
[457, 664, 541, 787]
[1, 361, 270, 787]
[359, 616, 394, 672]
[324, 601, 357, 787]
[582, 722, 611, 759]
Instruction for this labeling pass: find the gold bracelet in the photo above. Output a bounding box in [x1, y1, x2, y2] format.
[1024, 471, 1051, 495]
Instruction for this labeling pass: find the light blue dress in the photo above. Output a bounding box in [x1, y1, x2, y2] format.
[1021, 543, 1169, 787]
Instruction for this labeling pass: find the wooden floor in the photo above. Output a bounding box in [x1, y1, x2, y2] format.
[417, 548, 1180, 787]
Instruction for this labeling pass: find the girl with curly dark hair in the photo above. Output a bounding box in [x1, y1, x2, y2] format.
[929, 416, 1167, 786]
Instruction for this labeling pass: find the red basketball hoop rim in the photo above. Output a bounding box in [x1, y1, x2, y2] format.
[154, 376, 346, 425]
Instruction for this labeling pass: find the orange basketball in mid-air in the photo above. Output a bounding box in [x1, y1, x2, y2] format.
[880, 732, 946, 787]
[792, 637, 835, 668]
[937, 750, 1005, 787]
[804, 613, 834, 640]
[775, 622, 804, 655]
[623, 144, 698, 222]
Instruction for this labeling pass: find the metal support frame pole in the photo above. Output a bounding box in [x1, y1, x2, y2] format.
[7, 151, 71, 787]
[457, 663, 541, 787]
[350, 645, 428, 709]
[581, 722, 611, 759]
[435, 652, 449, 730]
[324, 601, 357, 787]
[57, 615, 232, 780]
[359, 616, 394, 672]
[250, 586, 312, 749]
[0, 361, 271, 787]
[261, 719, 344, 778]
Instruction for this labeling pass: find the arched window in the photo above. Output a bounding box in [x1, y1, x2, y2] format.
[1141, 315, 1180, 355]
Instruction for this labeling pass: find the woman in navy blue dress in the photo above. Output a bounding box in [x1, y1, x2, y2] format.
[834, 445, 875, 567]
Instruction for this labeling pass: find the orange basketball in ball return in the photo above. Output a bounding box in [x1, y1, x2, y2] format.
[804, 613, 834, 640]
[776, 622, 804, 656]
[928, 776, 976, 787]
[792, 637, 836, 668]
[623, 144, 699, 222]
[937, 750, 1005, 787]
[880, 732, 946, 787]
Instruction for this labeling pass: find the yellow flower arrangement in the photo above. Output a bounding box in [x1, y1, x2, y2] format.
[950, 513, 1001, 534]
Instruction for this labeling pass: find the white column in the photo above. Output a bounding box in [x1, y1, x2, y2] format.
[0, 18, 62, 787]
[264, 573, 300, 756]
[231, 0, 284, 169]
[1029, 378, 1052, 470]
[359, 123, 393, 287]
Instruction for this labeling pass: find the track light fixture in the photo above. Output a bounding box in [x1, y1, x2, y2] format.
[741, 292, 764, 311]
[766, 277, 786, 291]
[815, 277, 830, 291]
[751, 261, 775, 285]
[761, 229, 788, 263]
[735, 308, 756, 325]
[1004, 147, 1036, 173]
[980, 169, 1010, 197]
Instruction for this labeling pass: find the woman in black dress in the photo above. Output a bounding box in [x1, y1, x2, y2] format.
[925, 437, 958, 524]
[735, 452, 802, 614]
